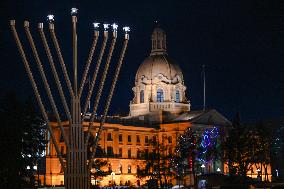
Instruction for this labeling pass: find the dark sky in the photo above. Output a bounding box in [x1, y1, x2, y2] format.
[0, 0, 284, 122]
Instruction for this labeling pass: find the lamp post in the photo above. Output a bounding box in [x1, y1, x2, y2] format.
[201, 164, 205, 174]
[10, 8, 129, 189]
[257, 168, 261, 181]
[111, 171, 115, 186]
[276, 169, 279, 178]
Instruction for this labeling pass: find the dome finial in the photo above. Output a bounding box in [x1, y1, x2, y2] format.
[154, 20, 160, 27]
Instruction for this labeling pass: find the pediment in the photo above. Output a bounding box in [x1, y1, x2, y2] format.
[175, 109, 231, 127]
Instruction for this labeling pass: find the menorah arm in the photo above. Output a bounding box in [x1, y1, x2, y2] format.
[72, 16, 78, 96]
[85, 31, 118, 144]
[82, 31, 109, 118]
[38, 23, 72, 124]
[10, 20, 66, 171]
[24, 21, 70, 150]
[78, 31, 99, 99]
[49, 23, 75, 99]
[89, 34, 129, 155]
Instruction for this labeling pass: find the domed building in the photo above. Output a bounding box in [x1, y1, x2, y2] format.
[42, 26, 251, 188]
[129, 27, 190, 123]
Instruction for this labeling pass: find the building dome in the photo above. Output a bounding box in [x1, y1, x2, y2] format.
[129, 26, 190, 118]
[135, 54, 184, 84]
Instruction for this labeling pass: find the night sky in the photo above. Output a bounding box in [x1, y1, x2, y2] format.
[0, 0, 283, 122]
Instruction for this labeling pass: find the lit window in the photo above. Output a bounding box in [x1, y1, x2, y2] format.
[168, 136, 172, 143]
[157, 88, 164, 102]
[176, 90, 180, 102]
[168, 147, 172, 154]
[153, 135, 157, 142]
[119, 148, 122, 157]
[137, 149, 141, 158]
[128, 149, 131, 158]
[145, 136, 149, 144]
[107, 146, 113, 156]
[107, 133, 112, 141]
[140, 90, 144, 103]
[119, 134, 123, 143]
[145, 149, 149, 158]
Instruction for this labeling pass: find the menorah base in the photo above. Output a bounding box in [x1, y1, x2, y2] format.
[65, 171, 89, 189]
[65, 98, 90, 189]
[65, 131, 90, 189]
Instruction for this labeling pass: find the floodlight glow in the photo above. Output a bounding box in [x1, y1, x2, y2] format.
[256, 168, 260, 172]
[71, 8, 78, 15]
[47, 15, 55, 22]
[93, 22, 100, 29]
[103, 24, 109, 30]
[111, 23, 118, 31]
[201, 164, 205, 168]
[123, 26, 130, 33]
[33, 165, 37, 170]
[217, 168, 221, 172]
[26, 166, 30, 170]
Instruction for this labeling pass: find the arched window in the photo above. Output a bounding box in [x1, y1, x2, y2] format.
[140, 90, 144, 103]
[128, 165, 131, 173]
[176, 90, 180, 102]
[157, 88, 164, 102]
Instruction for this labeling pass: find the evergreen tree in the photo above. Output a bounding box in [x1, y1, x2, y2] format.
[176, 127, 197, 182]
[21, 99, 47, 187]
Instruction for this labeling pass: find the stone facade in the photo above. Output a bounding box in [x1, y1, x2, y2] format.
[44, 121, 191, 186]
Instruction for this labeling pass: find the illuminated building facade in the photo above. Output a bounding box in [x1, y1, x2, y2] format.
[42, 26, 270, 187]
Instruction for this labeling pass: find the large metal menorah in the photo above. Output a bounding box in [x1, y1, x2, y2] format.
[10, 8, 129, 189]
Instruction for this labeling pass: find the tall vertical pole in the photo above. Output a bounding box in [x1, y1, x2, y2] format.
[203, 64, 206, 111]
[69, 12, 89, 189]
[72, 15, 78, 95]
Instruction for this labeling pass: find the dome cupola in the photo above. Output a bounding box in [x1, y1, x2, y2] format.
[151, 27, 167, 55]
